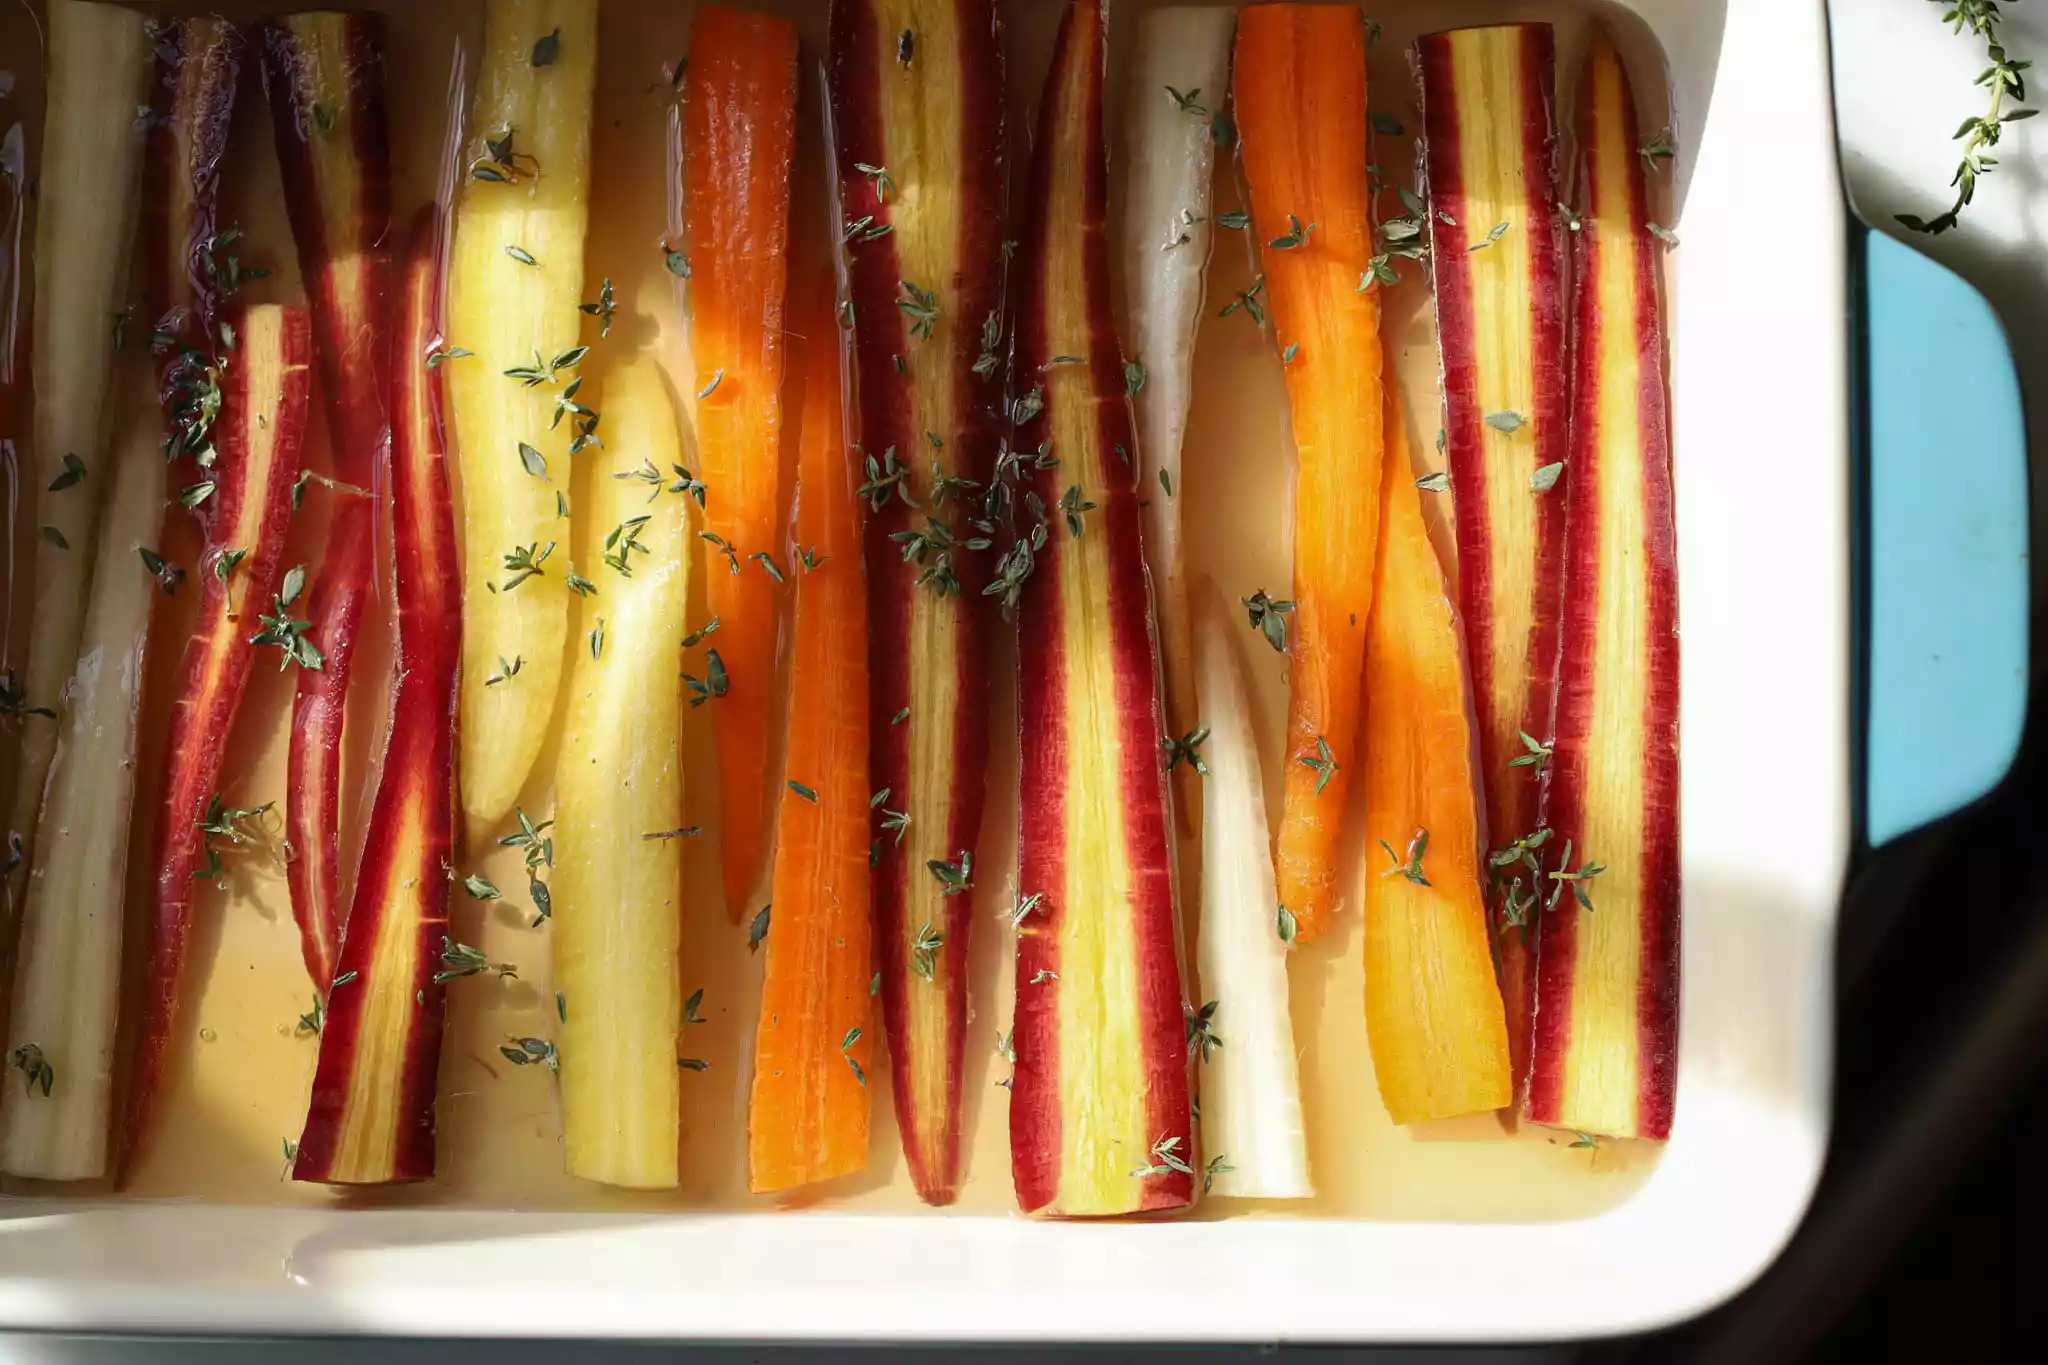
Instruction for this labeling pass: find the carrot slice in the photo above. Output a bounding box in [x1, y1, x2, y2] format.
[295, 211, 459, 1185]
[261, 10, 394, 991]
[4, 0, 154, 928]
[1120, 7, 1235, 839]
[827, 0, 1007, 1207]
[124, 303, 312, 1182]
[683, 6, 798, 920]
[444, 0, 598, 827]
[1010, 0, 1191, 1219]
[748, 278, 872, 1196]
[551, 358, 690, 1190]
[1526, 32, 1681, 1142]
[1415, 23, 1571, 1092]
[1361, 361, 1512, 1125]
[1233, 4, 1385, 943]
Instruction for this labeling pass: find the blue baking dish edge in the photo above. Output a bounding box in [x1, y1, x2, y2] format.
[1857, 225, 2030, 849]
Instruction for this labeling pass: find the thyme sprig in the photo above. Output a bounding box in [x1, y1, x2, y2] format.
[1899, 1, 2036, 234]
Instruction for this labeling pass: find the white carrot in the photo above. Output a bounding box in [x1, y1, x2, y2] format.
[0, 366, 162, 1180]
[5, 0, 153, 890]
[1193, 580, 1312, 1200]
[1121, 6, 1235, 835]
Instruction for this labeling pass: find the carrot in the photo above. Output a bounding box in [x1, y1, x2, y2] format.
[1009, 0, 1192, 1219]
[124, 304, 313, 1183]
[747, 278, 872, 1196]
[1233, 5, 1385, 943]
[1415, 24, 1572, 1094]
[1361, 359, 1512, 1125]
[1526, 31, 1681, 1142]
[4, 0, 154, 941]
[444, 0, 598, 828]
[296, 212, 459, 1184]
[683, 6, 798, 920]
[261, 10, 395, 991]
[827, 0, 1008, 1207]
[550, 357, 691, 1191]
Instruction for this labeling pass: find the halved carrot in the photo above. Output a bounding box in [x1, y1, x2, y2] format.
[5, 0, 155, 924]
[827, 0, 1008, 1207]
[1233, 4, 1385, 943]
[1010, 0, 1191, 1219]
[124, 303, 313, 1182]
[551, 358, 690, 1190]
[748, 278, 872, 1196]
[683, 6, 798, 920]
[1526, 31, 1681, 1142]
[1415, 24, 1571, 1093]
[261, 10, 395, 991]
[1361, 359, 1512, 1125]
[444, 0, 598, 827]
[296, 212, 459, 1184]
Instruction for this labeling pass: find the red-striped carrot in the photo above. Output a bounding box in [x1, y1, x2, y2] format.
[684, 5, 798, 921]
[827, 0, 1007, 1206]
[113, 18, 261, 1184]
[1416, 23, 1571, 1091]
[261, 9, 394, 992]
[748, 278, 872, 1195]
[1361, 357, 1513, 1125]
[1010, 0, 1191, 1219]
[1527, 31, 1680, 1142]
[124, 304, 312, 1183]
[1234, 3, 1385, 943]
[295, 210, 459, 1185]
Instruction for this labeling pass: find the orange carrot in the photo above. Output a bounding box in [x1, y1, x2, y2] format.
[748, 278, 872, 1195]
[1361, 361, 1512, 1125]
[683, 6, 798, 920]
[1233, 5, 1385, 942]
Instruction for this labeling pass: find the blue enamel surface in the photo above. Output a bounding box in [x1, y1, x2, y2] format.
[1863, 227, 2029, 847]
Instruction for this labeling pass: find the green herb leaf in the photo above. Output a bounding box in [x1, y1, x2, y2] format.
[1377, 828, 1433, 887]
[1241, 589, 1296, 653]
[531, 27, 561, 67]
[47, 453, 86, 492]
[1298, 735, 1339, 795]
[748, 903, 772, 951]
[1530, 461, 1566, 492]
[1416, 470, 1450, 492]
[1268, 213, 1315, 250]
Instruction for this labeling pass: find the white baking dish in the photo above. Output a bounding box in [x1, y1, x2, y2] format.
[0, 0, 1950, 1342]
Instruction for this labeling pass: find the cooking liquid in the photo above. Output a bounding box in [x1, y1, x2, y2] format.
[0, 0, 1670, 1219]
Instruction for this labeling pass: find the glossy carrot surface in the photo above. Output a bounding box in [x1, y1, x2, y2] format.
[1234, 4, 1384, 943]
[1416, 23, 1571, 1091]
[296, 213, 459, 1185]
[827, 0, 1007, 1206]
[262, 9, 394, 991]
[126, 304, 311, 1183]
[1010, 0, 1191, 1219]
[684, 5, 799, 921]
[749, 279, 872, 1196]
[1527, 32, 1681, 1142]
[1361, 363, 1512, 1126]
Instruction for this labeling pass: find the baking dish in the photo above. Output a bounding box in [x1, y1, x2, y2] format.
[0, 0, 2028, 1343]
